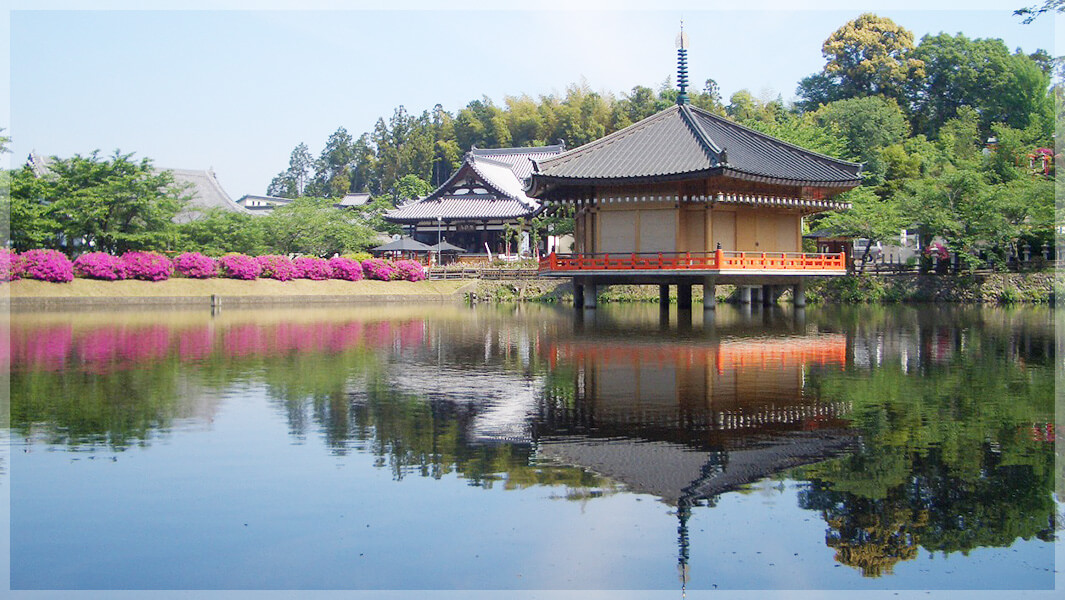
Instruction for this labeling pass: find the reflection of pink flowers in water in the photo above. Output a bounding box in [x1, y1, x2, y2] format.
[15, 326, 73, 371]
[12, 317, 422, 372]
[224, 324, 265, 357]
[398, 321, 426, 348]
[178, 327, 214, 361]
[75, 326, 171, 371]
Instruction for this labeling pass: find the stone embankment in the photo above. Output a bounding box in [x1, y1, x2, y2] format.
[470, 272, 1056, 305]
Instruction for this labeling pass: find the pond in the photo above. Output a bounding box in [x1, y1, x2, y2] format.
[3, 302, 1060, 598]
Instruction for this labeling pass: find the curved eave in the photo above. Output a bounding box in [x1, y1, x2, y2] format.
[529, 167, 861, 198]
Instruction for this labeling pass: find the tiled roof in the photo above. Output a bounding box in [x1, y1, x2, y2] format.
[170, 168, 251, 223]
[337, 192, 372, 207]
[385, 195, 538, 223]
[469, 144, 564, 180]
[386, 145, 563, 224]
[529, 105, 862, 193]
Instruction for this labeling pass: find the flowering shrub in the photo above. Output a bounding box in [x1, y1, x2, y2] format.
[257, 255, 298, 281]
[328, 256, 363, 281]
[174, 252, 217, 279]
[293, 257, 332, 280]
[122, 251, 173, 281]
[923, 242, 950, 260]
[361, 258, 396, 281]
[0, 249, 19, 282]
[393, 259, 427, 282]
[16, 249, 74, 283]
[217, 254, 262, 280]
[73, 252, 127, 281]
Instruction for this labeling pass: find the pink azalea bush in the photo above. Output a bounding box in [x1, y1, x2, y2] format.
[73, 252, 127, 281]
[393, 259, 427, 282]
[328, 256, 363, 281]
[16, 249, 74, 283]
[361, 258, 396, 281]
[0, 249, 19, 282]
[293, 257, 332, 280]
[174, 252, 217, 279]
[122, 251, 173, 281]
[217, 254, 262, 280]
[257, 255, 298, 281]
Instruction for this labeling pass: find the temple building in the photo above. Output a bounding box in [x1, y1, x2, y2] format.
[384, 145, 564, 256]
[527, 30, 861, 309]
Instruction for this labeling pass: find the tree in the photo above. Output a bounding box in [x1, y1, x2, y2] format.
[818, 187, 907, 272]
[7, 166, 61, 251]
[813, 96, 910, 183]
[799, 14, 925, 108]
[268, 142, 314, 198]
[10, 151, 189, 254]
[261, 197, 377, 256]
[177, 208, 266, 256]
[306, 127, 356, 199]
[907, 33, 1054, 138]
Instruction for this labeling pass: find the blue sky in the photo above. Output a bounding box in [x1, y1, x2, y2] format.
[4, 2, 1058, 199]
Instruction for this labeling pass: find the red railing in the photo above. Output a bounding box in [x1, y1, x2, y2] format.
[538, 250, 846, 273]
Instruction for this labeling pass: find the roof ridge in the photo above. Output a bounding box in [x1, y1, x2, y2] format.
[678, 104, 722, 166]
[471, 144, 564, 156]
[467, 158, 520, 200]
[539, 105, 682, 169]
[686, 105, 862, 171]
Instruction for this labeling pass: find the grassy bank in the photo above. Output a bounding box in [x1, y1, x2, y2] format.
[5, 278, 475, 305]
[808, 272, 1055, 304]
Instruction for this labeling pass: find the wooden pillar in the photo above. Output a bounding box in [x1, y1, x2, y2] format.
[702, 277, 716, 309]
[762, 284, 774, 306]
[574, 280, 585, 309]
[659, 284, 670, 306]
[739, 286, 752, 304]
[750, 286, 761, 305]
[678, 283, 692, 310]
[793, 281, 807, 308]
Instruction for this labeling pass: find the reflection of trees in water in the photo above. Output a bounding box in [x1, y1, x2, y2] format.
[799, 315, 1056, 576]
[801, 445, 1054, 577]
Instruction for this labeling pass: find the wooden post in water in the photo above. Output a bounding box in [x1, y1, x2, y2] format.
[677, 284, 692, 309]
[702, 277, 716, 309]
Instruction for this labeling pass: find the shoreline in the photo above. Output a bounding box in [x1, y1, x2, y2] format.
[3, 278, 477, 308]
[3, 270, 1056, 308]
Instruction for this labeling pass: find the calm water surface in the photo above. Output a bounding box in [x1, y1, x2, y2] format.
[5, 303, 1060, 596]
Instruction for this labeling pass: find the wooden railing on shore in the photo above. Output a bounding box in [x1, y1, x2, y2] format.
[538, 250, 847, 273]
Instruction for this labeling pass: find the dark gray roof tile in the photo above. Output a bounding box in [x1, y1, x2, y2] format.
[531, 105, 862, 192]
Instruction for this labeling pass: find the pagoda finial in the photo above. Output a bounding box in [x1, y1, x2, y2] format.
[675, 21, 690, 106]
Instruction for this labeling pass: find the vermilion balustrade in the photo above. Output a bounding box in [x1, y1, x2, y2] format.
[538, 249, 846, 273]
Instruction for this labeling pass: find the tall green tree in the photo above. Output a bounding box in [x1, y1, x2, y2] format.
[813, 96, 910, 183]
[306, 127, 356, 199]
[10, 151, 188, 254]
[267, 142, 314, 198]
[797, 13, 925, 109]
[906, 33, 1053, 138]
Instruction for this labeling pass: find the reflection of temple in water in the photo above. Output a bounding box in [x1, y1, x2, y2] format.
[533, 332, 857, 587]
